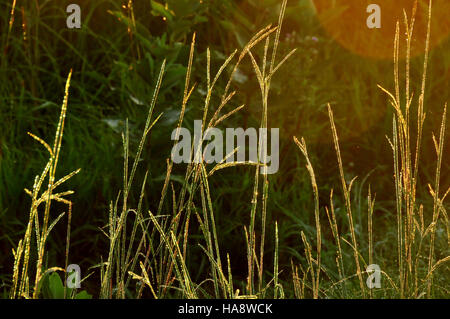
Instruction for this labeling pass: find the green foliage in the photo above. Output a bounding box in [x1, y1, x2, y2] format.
[41, 272, 64, 299]
[150, 0, 208, 43]
[40, 272, 92, 299]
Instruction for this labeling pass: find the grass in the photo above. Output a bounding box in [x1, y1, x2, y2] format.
[1, 0, 449, 299]
[10, 70, 79, 299]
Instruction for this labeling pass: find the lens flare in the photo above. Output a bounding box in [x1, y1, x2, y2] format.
[312, 0, 450, 59]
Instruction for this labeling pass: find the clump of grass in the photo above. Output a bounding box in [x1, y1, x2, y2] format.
[10, 70, 80, 299]
[293, 137, 321, 298]
[245, 0, 296, 298]
[97, 0, 295, 299]
[292, 0, 449, 299]
[378, 0, 449, 298]
[9, 0, 448, 300]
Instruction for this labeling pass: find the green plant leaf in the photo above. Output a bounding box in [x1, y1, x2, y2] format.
[75, 290, 93, 299]
[48, 272, 65, 299]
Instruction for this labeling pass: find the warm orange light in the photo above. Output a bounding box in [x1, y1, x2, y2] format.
[312, 0, 450, 59]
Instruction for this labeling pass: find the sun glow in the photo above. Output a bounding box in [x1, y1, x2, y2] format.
[312, 0, 450, 59]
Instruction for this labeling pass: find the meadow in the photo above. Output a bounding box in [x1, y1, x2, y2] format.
[0, 0, 449, 299]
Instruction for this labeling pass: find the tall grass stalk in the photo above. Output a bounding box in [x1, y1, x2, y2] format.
[293, 137, 321, 298]
[378, 0, 449, 298]
[2, 0, 17, 69]
[328, 104, 366, 297]
[99, 59, 166, 298]
[10, 71, 80, 299]
[246, 0, 296, 296]
[98, 5, 291, 297]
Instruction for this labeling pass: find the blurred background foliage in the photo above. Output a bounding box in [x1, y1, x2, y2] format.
[0, 0, 448, 296]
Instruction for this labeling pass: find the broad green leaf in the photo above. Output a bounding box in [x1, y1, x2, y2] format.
[48, 272, 65, 299]
[75, 290, 93, 299]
